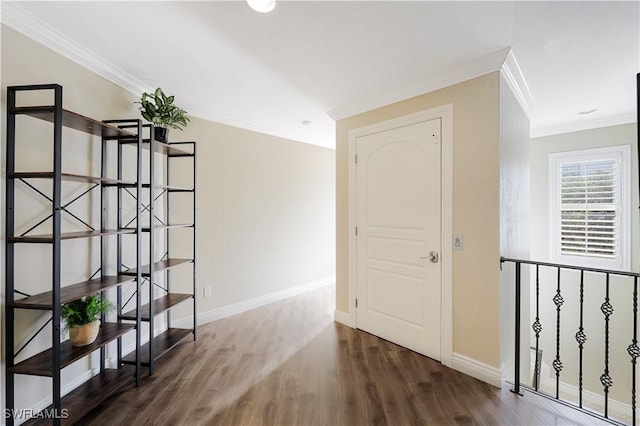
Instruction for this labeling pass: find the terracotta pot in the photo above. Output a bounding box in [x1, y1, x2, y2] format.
[69, 320, 100, 347]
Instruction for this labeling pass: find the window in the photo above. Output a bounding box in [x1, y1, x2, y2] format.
[549, 145, 630, 270]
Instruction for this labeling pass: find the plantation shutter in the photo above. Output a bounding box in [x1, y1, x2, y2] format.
[559, 160, 617, 258]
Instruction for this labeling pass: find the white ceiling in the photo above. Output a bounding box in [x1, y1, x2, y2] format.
[3, 1, 639, 148]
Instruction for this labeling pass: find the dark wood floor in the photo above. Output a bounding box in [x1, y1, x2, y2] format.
[83, 285, 608, 425]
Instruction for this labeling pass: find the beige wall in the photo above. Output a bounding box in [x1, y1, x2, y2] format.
[336, 73, 502, 366]
[174, 116, 335, 316]
[1, 24, 335, 413]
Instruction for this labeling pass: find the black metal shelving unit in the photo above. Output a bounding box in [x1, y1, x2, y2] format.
[118, 125, 197, 374]
[4, 84, 143, 425]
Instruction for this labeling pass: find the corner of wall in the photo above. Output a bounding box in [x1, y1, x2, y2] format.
[452, 353, 503, 388]
[173, 277, 336, 328]
[333, 309, 353, 327]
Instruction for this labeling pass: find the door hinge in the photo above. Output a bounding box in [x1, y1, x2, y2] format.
[355, 298, 358, 308]
[355, 154, 358, 164]
[355, 226, 358, 236]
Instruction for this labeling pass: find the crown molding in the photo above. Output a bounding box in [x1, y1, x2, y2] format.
[1, 2, 149, 95]
[500, 49, 535, 119]
[531, 112, 636, 138]
[1, 2, 334, 148]
[327, 47, 510, 121]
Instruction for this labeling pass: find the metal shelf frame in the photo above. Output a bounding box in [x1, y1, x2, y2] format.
[4, 84, 142, 425]
[114, 123, 197, 375]
[138, 127, 197, 375]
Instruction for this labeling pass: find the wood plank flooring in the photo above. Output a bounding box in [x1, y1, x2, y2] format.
[82, 285, 610, 425]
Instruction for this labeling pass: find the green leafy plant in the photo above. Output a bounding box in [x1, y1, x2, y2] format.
[61, 294, 113, 329]
[137, 87, 190, 130]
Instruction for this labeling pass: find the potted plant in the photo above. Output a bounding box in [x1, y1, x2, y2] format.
[137, 87, 190, 143]
[61, 294, 113, 347]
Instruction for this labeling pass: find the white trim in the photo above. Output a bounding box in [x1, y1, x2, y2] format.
[440, 105, 454, 368]
[21, 369, 94, 425]
[532, 113, 637, 139]
[333, 309, 353, 327]
[500, 49, 535, 119]
[452, 353, 503, 388]
[347, 105, 454, 367]
[347, 123, 359, 329]
[548, 145, 631, 271]
[172, 276, 335, 328]
[328, 48, 508, 120]
[0, 3, 332, 149]
[1, 2, 148, 96]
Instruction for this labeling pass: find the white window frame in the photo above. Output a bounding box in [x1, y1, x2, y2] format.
[549, 145, 631, 271]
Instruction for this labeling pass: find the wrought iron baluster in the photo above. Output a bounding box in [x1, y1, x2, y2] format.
[510, 261, 523, 395]
[500, 257, 640, 424]
[600, 273, 614, 418]
[628, 276, 640, 426]
[532, 264, 542, 391]
[575, 270, 586, 408]
[553, 267, 564, 399]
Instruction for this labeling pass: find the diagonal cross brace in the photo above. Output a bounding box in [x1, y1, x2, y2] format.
[18, 179, 97, 236]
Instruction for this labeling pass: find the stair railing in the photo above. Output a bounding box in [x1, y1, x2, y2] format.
[502, 257, 640, 425]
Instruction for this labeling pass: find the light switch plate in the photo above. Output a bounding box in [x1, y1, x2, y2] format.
[453, 235, 463, 250]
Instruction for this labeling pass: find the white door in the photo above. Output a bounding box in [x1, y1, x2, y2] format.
[356, 118, 442, 360]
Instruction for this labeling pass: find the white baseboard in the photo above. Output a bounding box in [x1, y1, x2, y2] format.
[333, 309, 353, 327]
[173, 276, 335, 328]
[19, 369, 94, 425]
[452, 353, 503, 388]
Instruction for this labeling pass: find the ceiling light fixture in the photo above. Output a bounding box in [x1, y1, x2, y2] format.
[247, 0, 276, 13]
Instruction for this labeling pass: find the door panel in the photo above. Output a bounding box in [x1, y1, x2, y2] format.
[366, 142, 425, 229]
[368, 237, 423, 265]
[367, 269, 425, 325]
[356, 118, 441, 360]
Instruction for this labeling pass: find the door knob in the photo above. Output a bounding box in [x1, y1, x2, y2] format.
[420, 251, 439, 263]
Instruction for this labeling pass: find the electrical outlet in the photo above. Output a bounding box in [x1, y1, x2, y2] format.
[453, 235, 464, 250]
[203, 286, 212, 298]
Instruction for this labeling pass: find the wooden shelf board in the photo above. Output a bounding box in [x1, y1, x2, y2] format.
[167, 152, 195, 158]
[122, 258, 192, 277]
[147, 140, 190, 156]
[11, 106, 136, 139]
[141, 183, 194, 192]
[9, 323, 135, 377]
[9, 229, 136, 243]
[166, 187, 195, 193]
[22, 368, 134, 426]
[121, 139, 190, 156]
[122, 328, 192, 366]
[120, 293, 192, 321]
[9, 172, 136, 187]
[140, 224, 194, 232]
[11, 275, 136, 310]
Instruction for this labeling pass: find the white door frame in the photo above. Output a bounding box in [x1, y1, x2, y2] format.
[347, 104, 453, 367]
